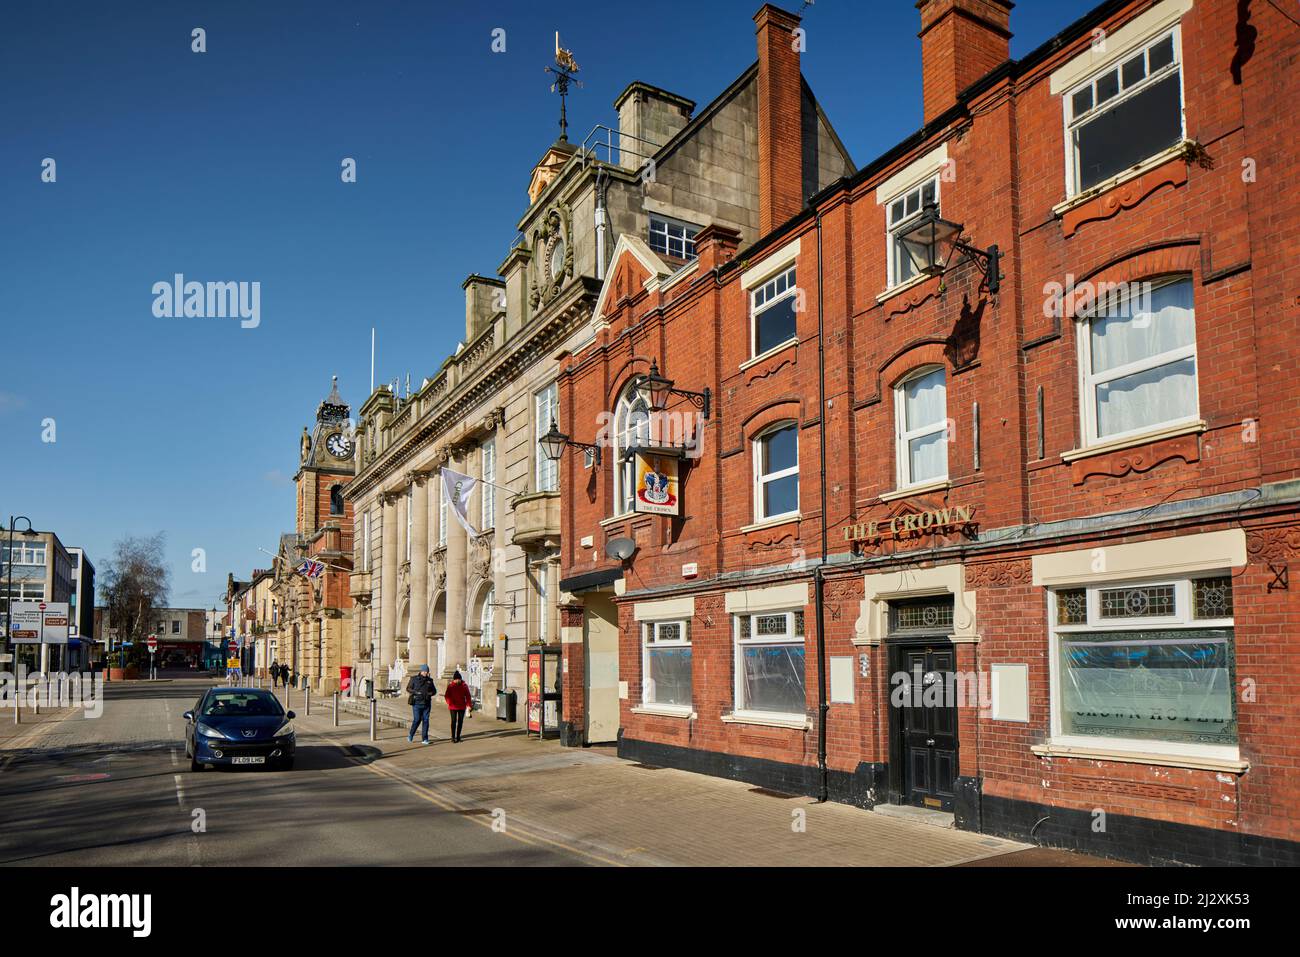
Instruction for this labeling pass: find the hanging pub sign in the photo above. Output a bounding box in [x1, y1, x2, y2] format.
[633, 452, 680, 516]
[844, 504, 976, 547]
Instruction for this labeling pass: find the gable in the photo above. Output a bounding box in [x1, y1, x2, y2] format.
[591, 234, 674, 328]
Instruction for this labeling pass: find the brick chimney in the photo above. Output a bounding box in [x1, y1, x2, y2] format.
[918, 0, 1013, 124]
[754, 4, 803, 234]
[694, 224, 742, 273]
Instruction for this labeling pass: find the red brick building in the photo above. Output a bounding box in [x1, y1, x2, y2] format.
[553, 0, 1300, 865]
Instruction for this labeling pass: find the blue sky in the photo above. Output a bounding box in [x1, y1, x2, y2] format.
[0, 0, 1096, 607]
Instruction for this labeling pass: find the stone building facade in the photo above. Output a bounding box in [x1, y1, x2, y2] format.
[343, 3, 852, 730]
[556, 0, 1300, 865]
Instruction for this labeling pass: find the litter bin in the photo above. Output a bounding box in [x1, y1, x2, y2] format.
[361, 677, 373, 699]
[496, 689, 517, 722]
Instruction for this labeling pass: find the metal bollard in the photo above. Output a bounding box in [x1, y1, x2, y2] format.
[305, 686, 311, 717]
[368, 697, 377, 742]
[332, 691, 338, 727]
[13, 683, 19, 724]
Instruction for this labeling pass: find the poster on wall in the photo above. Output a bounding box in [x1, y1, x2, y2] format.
[526, 650, 542, 733]
[633, 453, 680, 516]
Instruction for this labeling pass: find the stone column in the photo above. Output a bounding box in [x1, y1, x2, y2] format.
[445, 454, 468, 677]
[408, 471, 430, 673]
[312, 617, 323, 689]
[545, 555, 561, 647]
[380, 492, 398, 670]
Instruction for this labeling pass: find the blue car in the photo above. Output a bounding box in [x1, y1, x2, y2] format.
[184, 687, 296, 771]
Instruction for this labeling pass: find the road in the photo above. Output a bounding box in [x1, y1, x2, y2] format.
[0, 674, 1124, 868]
[0, 676, 581, 866]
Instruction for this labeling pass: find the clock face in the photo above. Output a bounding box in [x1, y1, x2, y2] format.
[325, 432, 353, 459]
[549, 239, 566, 280]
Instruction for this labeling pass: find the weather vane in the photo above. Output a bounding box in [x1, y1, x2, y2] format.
[546, 31, 582, 142]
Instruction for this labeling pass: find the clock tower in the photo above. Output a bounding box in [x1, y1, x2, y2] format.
[296, 376, 356, 536]
[273, 375, 356, 695]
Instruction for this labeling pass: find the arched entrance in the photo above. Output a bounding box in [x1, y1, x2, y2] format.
[429, 592, 448, 677]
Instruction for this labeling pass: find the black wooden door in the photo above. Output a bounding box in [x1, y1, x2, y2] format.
[898, 644, 958, 811]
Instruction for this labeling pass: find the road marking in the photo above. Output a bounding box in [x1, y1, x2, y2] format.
[173, 774, 185, 806]
[170, 749, 178, 767]
[352, 750, 626, 866]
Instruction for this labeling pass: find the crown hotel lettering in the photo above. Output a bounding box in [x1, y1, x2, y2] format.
[844, 504, 976, 544]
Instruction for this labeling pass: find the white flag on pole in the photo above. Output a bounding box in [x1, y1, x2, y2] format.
[441, 468, 480, 537]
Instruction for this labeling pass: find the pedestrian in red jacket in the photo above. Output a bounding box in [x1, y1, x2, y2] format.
[444, 671, 473, 743]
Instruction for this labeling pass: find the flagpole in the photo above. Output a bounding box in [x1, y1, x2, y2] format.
[259, 545, 350, 577]
[434, 467, 520, 497]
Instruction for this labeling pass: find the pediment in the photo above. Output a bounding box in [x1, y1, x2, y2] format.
[592, 234, 674, 327]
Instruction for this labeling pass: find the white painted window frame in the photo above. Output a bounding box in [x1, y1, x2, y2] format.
[641, 619, 692, 707]
[1062, 25, 1186, 198]
[437, 481, 448, 548]
[1047, 573, 1239, 762]
[885, 175, 940, 288]
[405, 484, 412, 562]
[749, 266, 798, 359]
[613, 388, 651, 517]
[752, 421, 799, 523]
[535, 381, 559, 493]
[893, 365, 948, 490]
[732, 609, 806, 719]
[478, 587, 494, 649]
[1075, 275, 1199, 448]
[648, 215, 700, 260]
[481, 437, 496, 530]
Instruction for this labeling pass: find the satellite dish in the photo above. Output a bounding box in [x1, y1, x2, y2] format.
[605, 537, 637, 561]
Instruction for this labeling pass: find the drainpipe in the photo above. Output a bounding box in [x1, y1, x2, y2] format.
[594, 168, 609, 281]
[814, 209, 830, 803]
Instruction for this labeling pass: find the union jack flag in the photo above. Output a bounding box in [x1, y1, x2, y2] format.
[295, 559, 326, 579]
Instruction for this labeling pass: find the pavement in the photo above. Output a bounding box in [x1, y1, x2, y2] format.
[0, 674, 1122, 867]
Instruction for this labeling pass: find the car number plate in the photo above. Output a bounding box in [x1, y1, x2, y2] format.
[231, 756, 266, 765]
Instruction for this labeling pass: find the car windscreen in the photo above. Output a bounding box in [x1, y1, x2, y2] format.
[201, 692, 284, 717]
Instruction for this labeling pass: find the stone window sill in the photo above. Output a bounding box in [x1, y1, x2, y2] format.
[879, 478, 951, 502]
[721, 710, 811, 731]
[1052, 140, 1195, 218]
[740, 338, 798, 372]
[1061, 420, 1206, 463]
[875, 271, 934, 305]
[631, 704, 696, 720]
[1031, 742, 1248, 774]
[739, 513, 801, 534]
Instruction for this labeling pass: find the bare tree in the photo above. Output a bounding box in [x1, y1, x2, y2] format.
[101, 533, 170, 666]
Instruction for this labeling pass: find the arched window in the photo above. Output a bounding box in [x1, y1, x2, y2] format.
[478, 588, 495, 648]
[329, 484, 345, 516]
[753, 422, 799, 522]
[894, 366, 948, 489]
[613, 387, 651, 516]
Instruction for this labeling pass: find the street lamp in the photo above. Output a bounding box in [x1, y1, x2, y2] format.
[633, 361, 712, 419]
[894, 201, 1002, 294]
[539, 419, 601, 465]
[4, 516, 38, 668]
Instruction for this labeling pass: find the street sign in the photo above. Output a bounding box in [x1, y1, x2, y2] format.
[227, 639, 238, 656]
[147, 636, 158, 654]
[10, 602, 70, 644]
